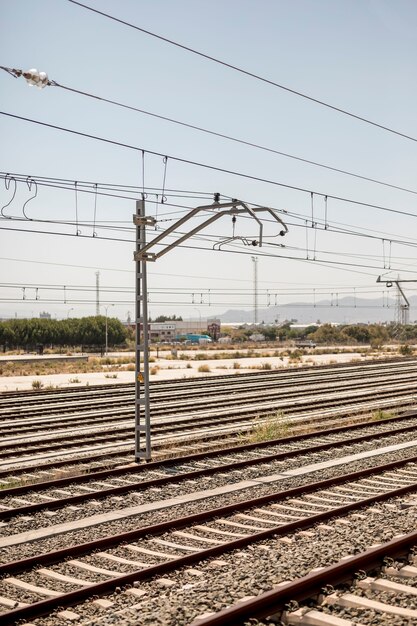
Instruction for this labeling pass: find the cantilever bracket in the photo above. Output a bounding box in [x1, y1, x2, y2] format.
[133, 199, 288, 262]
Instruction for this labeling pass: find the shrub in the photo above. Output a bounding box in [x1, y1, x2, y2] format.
[31, 380, 43, 389]
[399, 344, 414, 356]
[248, 413, 289, 442]
[198, 364, 210, 373]
[372, 409, 395, 421]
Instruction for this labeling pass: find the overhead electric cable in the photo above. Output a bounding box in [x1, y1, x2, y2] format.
[66, 0, 417, 144]
[3, 222, 417, 277]
[0, 170, 213, 198]
[1, 65, 414, 196]
[3, 111, 417, 222]
[4, 169, 417, 254]
[3, 206, 417, 255]
[0, 257, 372, 287]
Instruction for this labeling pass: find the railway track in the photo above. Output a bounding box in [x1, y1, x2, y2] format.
[3, 367, 417, 439]
[0, 356, 411, 405]
[2, 358, 417, 422]
[0, 454, 416, 624]
[0, 412, 417, 523]
[192, 532, 417, 625]
[2, 385, 417, 480]
[2, 361, 417, 476]
[1, 358, 417, 624]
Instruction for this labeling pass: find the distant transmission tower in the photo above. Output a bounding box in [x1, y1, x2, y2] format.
[377, 274, 412, 340]
[252, 256, 258, 325]
[395, 281, 402, 325]
[95, 271, 100, 316]
[394, 276, 409, 325]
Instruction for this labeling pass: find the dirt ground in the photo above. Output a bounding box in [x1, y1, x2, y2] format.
[0, 350, 376, 391]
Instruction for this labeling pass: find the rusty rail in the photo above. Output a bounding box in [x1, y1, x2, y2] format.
[190, 530, 417, 625]
[1, 458, 417, 625]
[2, 416, 417, 521]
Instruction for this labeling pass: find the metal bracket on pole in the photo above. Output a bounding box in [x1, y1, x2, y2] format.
[133, 196, 288, 462]
[133, 215, 157, 227]
[134, 200, 288, 262]
[377, 275, 413, 325]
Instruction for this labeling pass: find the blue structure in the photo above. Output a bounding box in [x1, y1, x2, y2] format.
[176, 333, 213, 344]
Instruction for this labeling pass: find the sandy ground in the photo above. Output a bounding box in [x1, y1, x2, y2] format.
[0, 351, 369, 391]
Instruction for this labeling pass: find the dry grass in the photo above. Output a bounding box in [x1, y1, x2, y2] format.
[247, 412, 290, 442]
[198, 364, 211, 373]
[371, 409, 396, 421]
[0, 356, 136, 378]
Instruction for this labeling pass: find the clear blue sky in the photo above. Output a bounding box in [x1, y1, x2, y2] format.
[1, 0, 417, 322]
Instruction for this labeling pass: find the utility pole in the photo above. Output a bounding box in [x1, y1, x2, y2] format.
[134, 197, 152, 461]
[133, 196, 288, 462]
[104, 304, 114, 356]
[252, 256, 258, 325]
[95, 271, 100, 316]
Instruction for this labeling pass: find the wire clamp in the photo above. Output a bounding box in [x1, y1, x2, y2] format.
[133, 215, 157, 227]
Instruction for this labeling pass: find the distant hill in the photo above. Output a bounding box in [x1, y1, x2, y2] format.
[219, 295, 417, 325]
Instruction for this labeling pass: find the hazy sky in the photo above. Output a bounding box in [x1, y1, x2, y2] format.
[1, 0, 417, 322]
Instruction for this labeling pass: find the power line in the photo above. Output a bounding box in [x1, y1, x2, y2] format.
[0, 170, 214, 199]
[0, 297, 398, 309]
[0, 257, 374, 287]
[66, 0, 417, 144]
[1, 68, 413, 196]
[5, 188, 417, 272]
[4, 169, 417, 257]
[0, 171, 215, 206]
[3, 222, 417, 277]
[4, 208, 417, 266]
[0, 282, 390, 297]
[3, 111, 417, 223]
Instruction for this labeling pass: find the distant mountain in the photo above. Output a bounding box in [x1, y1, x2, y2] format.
[219, 296, 417, 325]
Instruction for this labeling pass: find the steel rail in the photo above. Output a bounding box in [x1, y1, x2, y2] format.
[190, 531, 417, 626]
[3, 364, 417, 424]
[3, 453, 416, 575]
[0, 371, 399, 423]
[3, 366, 417, 432]
[2, 416, 417, 521]
[3, 379, 417, 456]
[1, 459, 417, 625]
[1, 406, 410, 482]
[0, 377, 417, 442]
[1, 356, 415, 409]
[2, 410, 416, 497]
[1, 389, 417, 478]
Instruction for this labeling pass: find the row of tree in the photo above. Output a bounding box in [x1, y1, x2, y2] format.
[2, 317, 416, 350]
[0, 317, 128, 351]
[223, 322, 417, 345]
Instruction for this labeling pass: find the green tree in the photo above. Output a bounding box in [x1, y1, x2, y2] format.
[154, 315, 183, 322]
[342, 324, 370, 344]
[309, 324, 346, 344]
